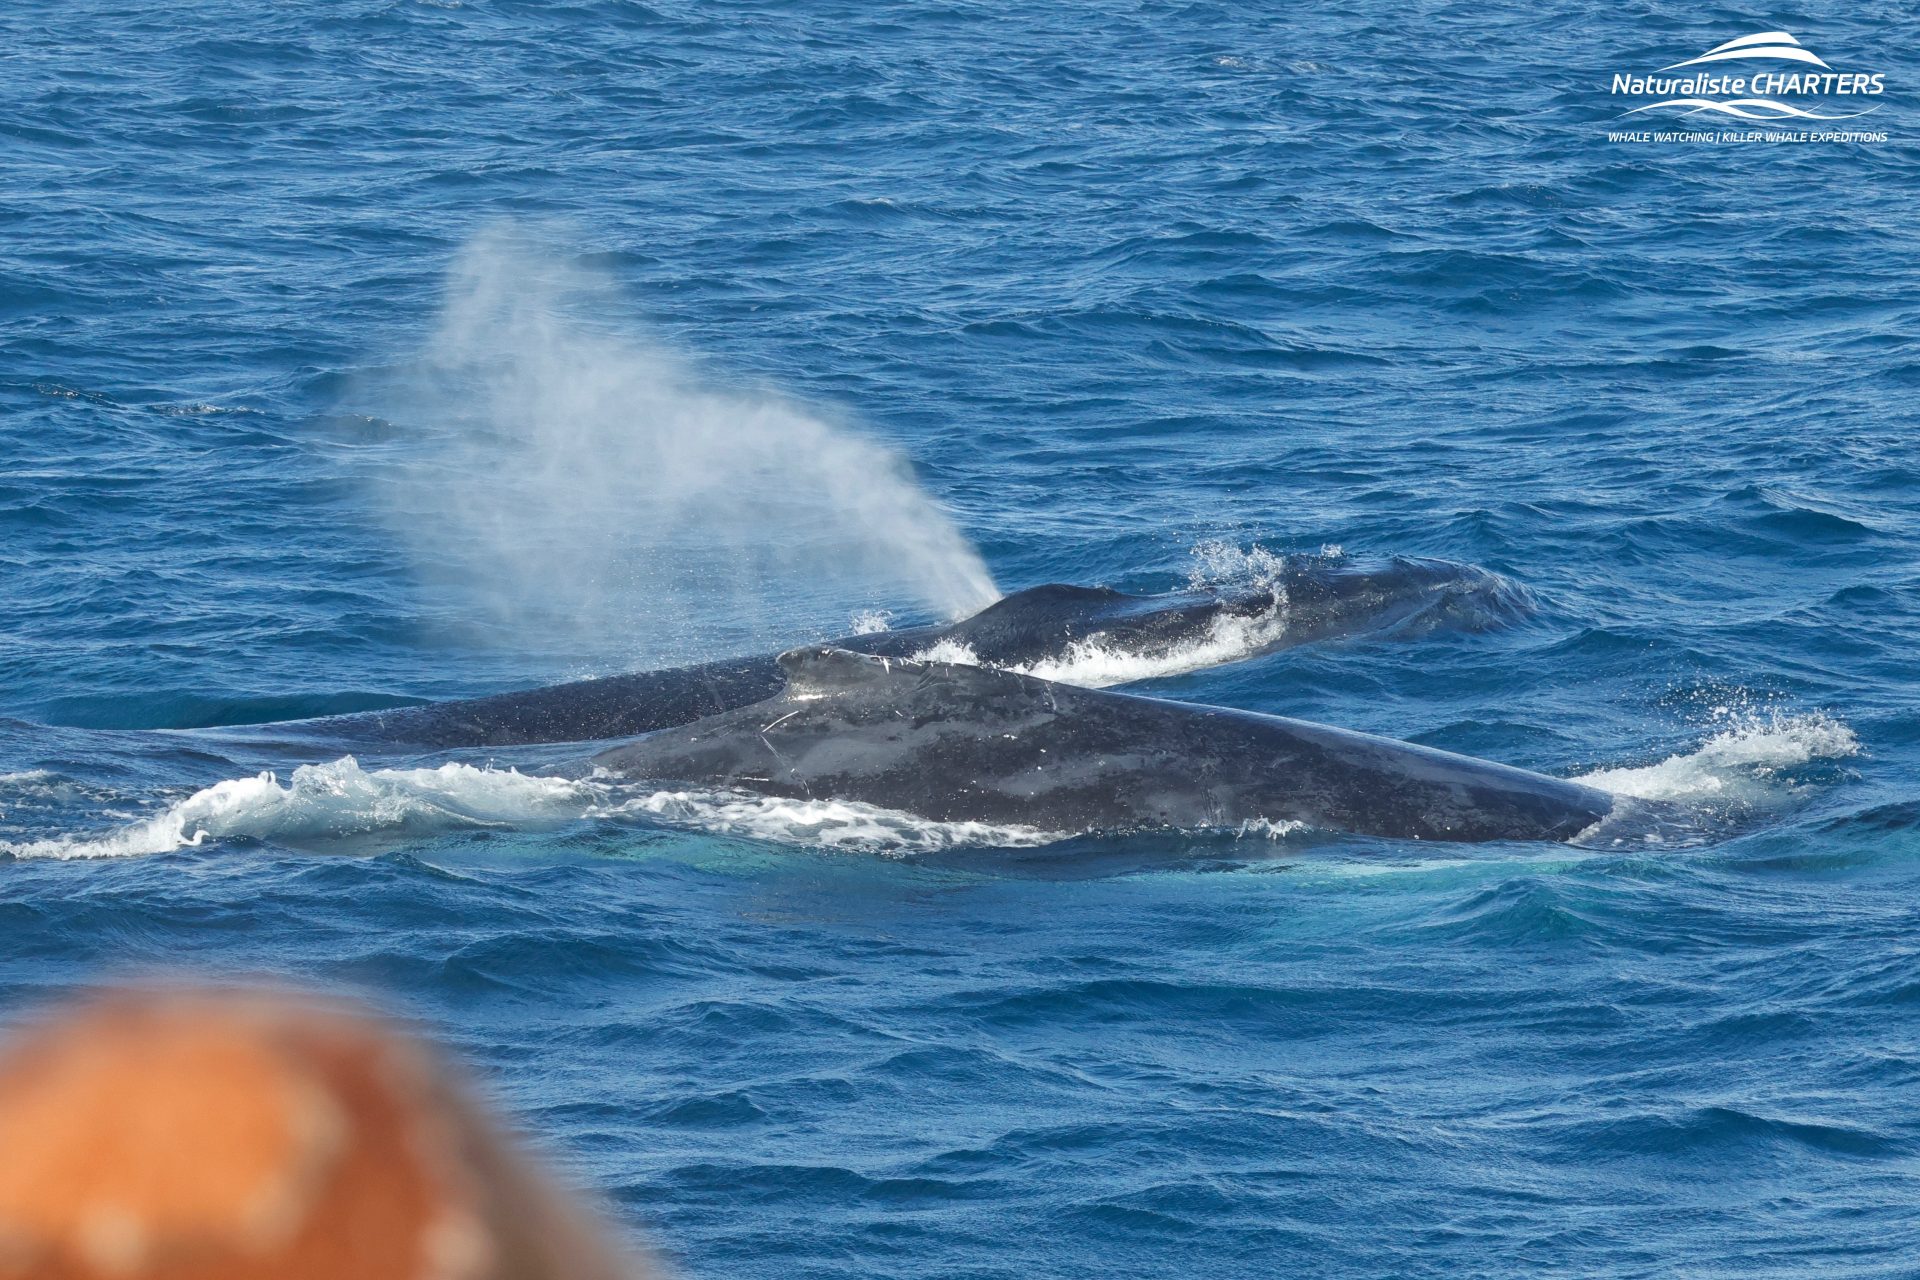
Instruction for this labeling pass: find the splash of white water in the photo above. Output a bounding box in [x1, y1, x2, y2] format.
[1576, 710, 1858, 804]
[908, 540, 1298, 687]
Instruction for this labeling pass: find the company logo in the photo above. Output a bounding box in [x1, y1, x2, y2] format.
[1607, 30, 1887, 143]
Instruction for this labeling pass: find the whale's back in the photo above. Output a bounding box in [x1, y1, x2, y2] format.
[594, 648, 1611, 844]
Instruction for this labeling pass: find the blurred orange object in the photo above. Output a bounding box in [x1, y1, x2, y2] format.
[0, 989, 642, 1280]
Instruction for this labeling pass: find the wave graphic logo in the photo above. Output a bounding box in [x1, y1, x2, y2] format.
[1660, 31, 1829, 73]
[1608, 30, 1887, 138]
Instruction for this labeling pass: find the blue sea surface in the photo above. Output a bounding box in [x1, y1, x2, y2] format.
[4, 2, 1919, 1275]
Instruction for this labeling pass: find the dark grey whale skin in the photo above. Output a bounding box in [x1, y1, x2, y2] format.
[592, 647, 1612, 845]
[292, 557, 1527, 749]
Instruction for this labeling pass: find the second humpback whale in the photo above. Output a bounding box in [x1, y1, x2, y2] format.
[291, 556, 1526, 748]
[592, 647, 1614, 844]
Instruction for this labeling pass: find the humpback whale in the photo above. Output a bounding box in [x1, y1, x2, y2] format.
[296, 557, 1526, 748]
[592, 647, 1613, 844]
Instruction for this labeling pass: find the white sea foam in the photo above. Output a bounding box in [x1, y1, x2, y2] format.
[0, 770, 64, 814]
[906, 540, 1301, 687]
[614, 788, 1063, 853]
[3, 758, 597, 860]
[1575, 711, 1858, 803]
[3, 757, 1063, 860]
[1010, 605, 1289, 687]
[903, 602, 1289, 689]
[908, 637, 983, 666]
[1236, 818, 1309, 840]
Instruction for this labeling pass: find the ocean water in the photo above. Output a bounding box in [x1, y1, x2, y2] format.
[4, 2, 1919, 1275]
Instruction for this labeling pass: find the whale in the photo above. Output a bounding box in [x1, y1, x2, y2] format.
[591, 647, 1614, 844]
[291, 556, 1527, 749]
